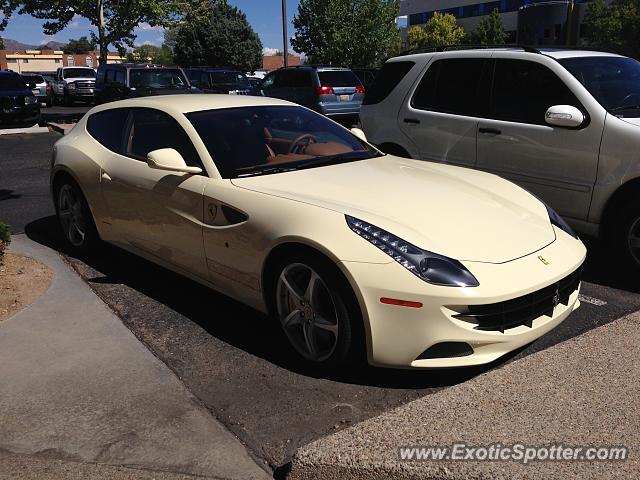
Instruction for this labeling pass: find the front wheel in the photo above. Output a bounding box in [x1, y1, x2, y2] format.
[54, 180, 99, 253]
[612, 204, 640, 271]
[275, 256, 362, 368]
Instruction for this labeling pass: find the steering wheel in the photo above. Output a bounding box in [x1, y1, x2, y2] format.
[288, 134, 318, 154]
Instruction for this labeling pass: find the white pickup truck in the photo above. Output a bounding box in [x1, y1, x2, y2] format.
[53, 66, 96, 106]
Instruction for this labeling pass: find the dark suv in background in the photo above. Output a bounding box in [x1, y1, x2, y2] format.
[0, 71, 40, 126]
[258, 66, 365, 125]
[95, 64, 192, 104]
[184, 67, 252, 95]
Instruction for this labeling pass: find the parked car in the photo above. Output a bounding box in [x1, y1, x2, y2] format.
[50, 94, 585, 369]
[360, 47, 640, 270]
[95, 64, 192, 104]
[0, 70, 41, 126]
[246, 76, 262, 91]
[39, 72, 56, 107]
[184, 67, 252, 95]
[20, 73, 51, 107]
[258, 66, 365, 125]
[52, 66, 96, 106]
[352, 67, 380, 89]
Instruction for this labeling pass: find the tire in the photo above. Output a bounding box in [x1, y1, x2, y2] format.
[273, 253, 363, 368]
[63, 93, 71, 107]
[54, 178, 100, 253]
[611, 202, 640, 271]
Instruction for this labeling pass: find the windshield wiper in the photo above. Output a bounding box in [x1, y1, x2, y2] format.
[235, 165, 299, 177]
[611, 104, 640, 113]
[295, 150, 381, 170]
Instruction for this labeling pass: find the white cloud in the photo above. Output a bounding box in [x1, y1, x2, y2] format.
[137, 22, 164, 32]
[40, 34, 60, 45]
[263, 47, 279, 56]
[69, 14, 82, 29]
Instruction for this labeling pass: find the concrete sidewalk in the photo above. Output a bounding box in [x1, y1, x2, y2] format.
[289, 311, 640, 479]
[0, 235, 271, 480]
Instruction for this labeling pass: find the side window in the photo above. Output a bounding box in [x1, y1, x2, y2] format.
[491, 59, 583, 125]
[363, 61, 415, 105]
[412, 58, 490, 117]
[261, 73, 276, 89]
[124, 108, 203, 171]
[200, 72, 211, 89]
[114, 70, 125, 85]
[289, 70, 312, 87]
[86, 108, 130, 153]
[105, 69, 115, 84]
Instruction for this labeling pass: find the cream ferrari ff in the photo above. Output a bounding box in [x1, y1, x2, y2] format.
[50, 95, 586, 369]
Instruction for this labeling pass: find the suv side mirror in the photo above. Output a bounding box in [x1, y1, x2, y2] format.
[350, 127, 367, 142]
[147, 148, 202, 174]
[545, 105, 585, 128]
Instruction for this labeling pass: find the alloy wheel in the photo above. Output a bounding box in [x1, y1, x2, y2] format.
[58, 184, 86, 247]
[276, 263, 340, 362]
[628, 217, 640, 266]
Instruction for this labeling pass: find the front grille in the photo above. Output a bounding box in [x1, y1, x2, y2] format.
[229, 89, 251, 95]
[74, 81, 95, 93]
[453, 267, 582, 333]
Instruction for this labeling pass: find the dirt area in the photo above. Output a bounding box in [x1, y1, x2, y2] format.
[0, 253, 53, 322]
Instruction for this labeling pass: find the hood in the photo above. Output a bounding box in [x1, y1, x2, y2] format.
[64, 77, 96, 83]
[231, 156, 556, 264]
[0, 88, 31, 97]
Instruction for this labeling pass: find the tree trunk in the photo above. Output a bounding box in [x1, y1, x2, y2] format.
[97, 0, 108, 64]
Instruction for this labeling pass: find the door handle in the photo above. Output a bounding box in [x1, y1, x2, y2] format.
[478, 127, 502, 135]
[403, 118, 420, 125]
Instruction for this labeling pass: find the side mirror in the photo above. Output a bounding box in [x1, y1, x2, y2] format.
[545, 105, 585, 128]
[350, 127, 367, 142]
[147, 148, 202, 174]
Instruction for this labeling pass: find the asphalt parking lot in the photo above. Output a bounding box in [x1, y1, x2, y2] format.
[2, 132, 640, 472]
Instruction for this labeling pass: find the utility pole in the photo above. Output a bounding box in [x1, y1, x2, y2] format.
[282, 0, 288, 68]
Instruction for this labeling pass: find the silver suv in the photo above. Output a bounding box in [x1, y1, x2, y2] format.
[360, 47, 640, 269]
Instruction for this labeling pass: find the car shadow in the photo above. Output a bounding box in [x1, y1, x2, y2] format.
[580, 235, 640, 294]
[25, 215, 528, 389]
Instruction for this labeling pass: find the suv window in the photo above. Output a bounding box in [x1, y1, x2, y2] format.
[318, 70, 360, 87]
[86, 108, 129, 152]
[491, 59, 583, 125]
[412, 58, 489, 116]
[124, 108, 202, 170]
[280, 70, 313, 88]
[363, 61, 414, 105]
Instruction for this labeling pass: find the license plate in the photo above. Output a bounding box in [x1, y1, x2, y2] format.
[339, 94, 349, 101]
[32, 89, 38, 94]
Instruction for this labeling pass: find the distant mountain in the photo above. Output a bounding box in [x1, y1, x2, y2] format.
[1, 37, 66, 51]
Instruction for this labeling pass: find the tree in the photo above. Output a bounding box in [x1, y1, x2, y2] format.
[0, 36, 4, 50]
[126, 43, 174, 64]
[173, 1, 262, 71]
[468, 8, 507, 45]
[291, 0, 400, 67]
[406, 11, 465, 50]
[0, 0, 179, 64]
[64, 36, 96, 54]
[584, 0, 640, 59]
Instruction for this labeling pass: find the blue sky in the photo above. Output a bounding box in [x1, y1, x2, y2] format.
[0, 0, 301, 53]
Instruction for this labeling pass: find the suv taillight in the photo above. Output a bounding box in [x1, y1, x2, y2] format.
[355, 85, 365, 94]
[314, 86, 334, 95]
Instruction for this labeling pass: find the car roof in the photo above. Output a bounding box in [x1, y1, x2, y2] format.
[393, 46, 626, 62]
[89, 93, 297, 115]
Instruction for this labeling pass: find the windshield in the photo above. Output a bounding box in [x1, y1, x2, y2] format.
[129, 69, 188, 89]
[210, 71, 249, 87]
[63, 68, 96, 79]
[559, 56, 640, 117]
[21, 75, 45, 84]
[187, 105, 380, 178]
[0, 74, 27, 90]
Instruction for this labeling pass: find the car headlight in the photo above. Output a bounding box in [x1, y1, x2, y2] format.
[345, 215, 479, 287]
[24, 96, 38, 105]
[546, 205, 577, 238]
[67, 83, 76, 90]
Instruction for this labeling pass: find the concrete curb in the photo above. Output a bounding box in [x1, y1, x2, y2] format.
[288, 312, 640, 479]
[0, 124, 50, 135]
[46, 122, 75, 135]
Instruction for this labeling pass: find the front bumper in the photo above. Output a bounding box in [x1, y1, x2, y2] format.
[0, 104, 40, 125]
[339, 230, 586, 368]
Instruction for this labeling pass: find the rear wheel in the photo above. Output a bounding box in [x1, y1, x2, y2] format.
[54, 179, 99, 253]
[274, 255, 362, 368]
[611, 203, 640, 271]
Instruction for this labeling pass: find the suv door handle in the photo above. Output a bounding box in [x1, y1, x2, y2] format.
[403, 118, 420, 125]
[479, 127, 502, 135]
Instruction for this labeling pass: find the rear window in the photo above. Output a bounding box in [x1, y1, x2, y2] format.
[411, 58, 490, 117]
[86, 109, 129, 153]
[318, 70, 361, 87]
[21, 75, 45, 84]
[362, 61, 414, 105]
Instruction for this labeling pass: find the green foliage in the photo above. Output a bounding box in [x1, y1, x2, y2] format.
[63, 36, 96, 54]
[173, 0, 262, 72]
[126, 43, 174, 64]
[0, 221, 10, 263]
[0, 36, 4, 50]
[291, 0, 400, 67]
[0, 0, 180, 63]
[467, 8, 507, 45]
[584, 0, 640, 59]
[407, 11, 465, 50]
